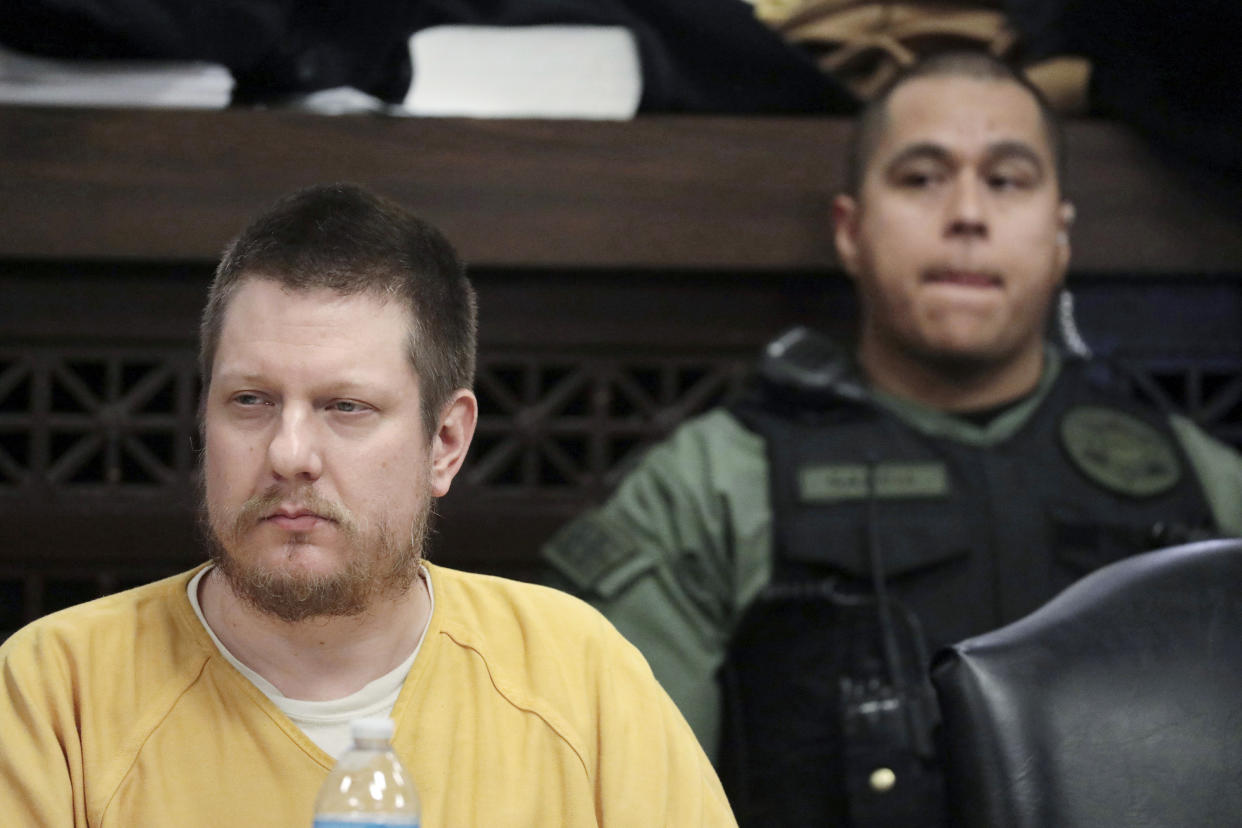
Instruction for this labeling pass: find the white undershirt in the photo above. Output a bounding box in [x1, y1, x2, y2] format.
[187, 565, 433, 758]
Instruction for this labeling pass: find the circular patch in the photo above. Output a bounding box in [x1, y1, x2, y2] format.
[1060, 406, 1182, 497]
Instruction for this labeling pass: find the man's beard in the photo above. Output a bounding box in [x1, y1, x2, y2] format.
[203, 483, 429, 623]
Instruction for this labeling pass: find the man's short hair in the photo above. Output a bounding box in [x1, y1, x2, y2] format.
[200, 183, 477, 438]
[845, 51, 1066, 196]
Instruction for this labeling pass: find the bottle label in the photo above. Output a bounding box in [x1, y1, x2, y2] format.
[313, 821, 419, 828]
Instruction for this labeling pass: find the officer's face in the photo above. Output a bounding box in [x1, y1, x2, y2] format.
[834, 75, 1072, 374]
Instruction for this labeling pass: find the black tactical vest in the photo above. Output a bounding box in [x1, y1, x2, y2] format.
[719, 330, 1219, 828]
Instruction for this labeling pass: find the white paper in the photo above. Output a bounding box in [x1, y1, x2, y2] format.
[0, 44, 233, 109]
[404, 25, 642, 120]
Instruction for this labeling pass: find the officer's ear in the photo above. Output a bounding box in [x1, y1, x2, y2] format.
[832, 194, 862, 279]
[1055, 200, 1075, 276]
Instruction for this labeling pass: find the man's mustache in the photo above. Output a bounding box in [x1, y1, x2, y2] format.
[230, 486, 356, 536]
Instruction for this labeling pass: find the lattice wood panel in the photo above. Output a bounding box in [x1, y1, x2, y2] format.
[467, 355, 753, 494]
[1111, 354, 1242, 448]
[0, 349, 200, 492]
[5, 347, 1240, 495]
[3, 341, 1241, 637]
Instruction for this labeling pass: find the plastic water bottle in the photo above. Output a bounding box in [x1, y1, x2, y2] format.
[312, 717, 422, 827]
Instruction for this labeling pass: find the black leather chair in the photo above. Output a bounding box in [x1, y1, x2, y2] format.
[931, 538, 1242, 828]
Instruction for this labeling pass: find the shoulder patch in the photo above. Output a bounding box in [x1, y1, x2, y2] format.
[542, 516, 652, 598]
[1060, 405, 1182, 497]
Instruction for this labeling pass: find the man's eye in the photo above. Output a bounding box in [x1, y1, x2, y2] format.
[987, 166, 1037, 191]
[233, 393, 265, 406]
[896, 170, 942, 188]
[331, 400, 367, 414]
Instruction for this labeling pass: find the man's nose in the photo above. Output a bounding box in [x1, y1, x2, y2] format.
[267, 406, 323, 482]
[945, 174, 988, 240]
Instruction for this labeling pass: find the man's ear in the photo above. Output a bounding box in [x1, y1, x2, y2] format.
[832, 194, 862, 279]
[429, 389, 478, 498]
[1055, 200, 1075, 276]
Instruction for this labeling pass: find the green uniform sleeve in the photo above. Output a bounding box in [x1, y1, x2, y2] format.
[1170, 414, 1242, 535]
[541, 409, 771, 761]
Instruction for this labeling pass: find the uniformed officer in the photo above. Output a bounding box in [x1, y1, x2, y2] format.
[542, 51, 1242, 827]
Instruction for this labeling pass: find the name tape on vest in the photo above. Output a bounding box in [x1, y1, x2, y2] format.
[798, 462, 950, 501]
